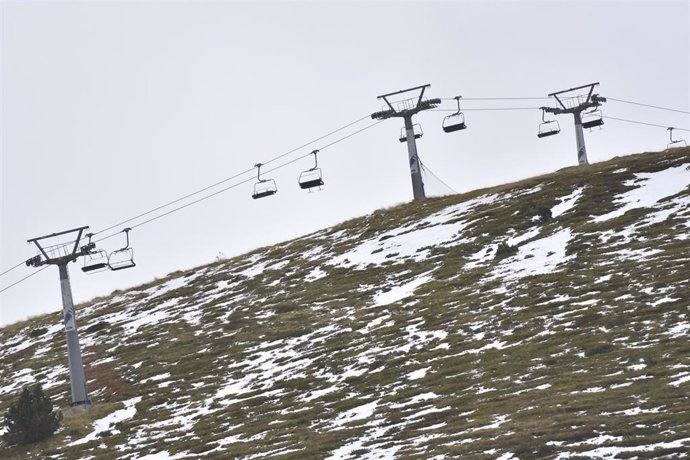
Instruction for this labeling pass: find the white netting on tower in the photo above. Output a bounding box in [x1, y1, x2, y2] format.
[419, 159, 456, 197]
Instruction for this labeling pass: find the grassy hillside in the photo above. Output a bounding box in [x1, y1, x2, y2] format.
[1, 147, 689, 459]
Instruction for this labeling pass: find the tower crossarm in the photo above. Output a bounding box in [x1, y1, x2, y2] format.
[371, 98, 441, 120]
[541, 94, 606, 116]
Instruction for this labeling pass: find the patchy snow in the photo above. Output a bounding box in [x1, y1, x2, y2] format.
[329, 194, 500, 270]
[496, 454, 517, 460]
[301, 245, 327, 261]
[330, 222, 470, 269]
[627, 362, 646, 371]
[507, 227, 541, 246]
[240, 259, 289, 278]
[593, 164, 690, 222]
[472, 414, 510, 431]
[302, 385, 340, 402]
[569, 434, 623, 446]
[331, 400, 378, 427]
[642, 193, 690, 225]
[460, 340, 512, 355]
[493, 228, 572, 280]
[419, 194, 498, 226]
[305, 266, 328, 282]
[70, 397, 142, 446]
[326, 425, 392, 460]
[669, 372, 690, 387]
[390, 392, 438, 409]
[142, 373, 171, 384]
[372, 274, 432, 307]
[556, 437, 690, 458]
[138, 451, 188, 460]
[358, 314, 391, 335]
[41, 365, 68, 390]
[551, 187, 584, 218]
[0, 368, 35, 396]
[407, 367, 429, 380]
[464, 245, 494, 269]
[594, 274, 612, 284]
[404, 405, 451, 420]
[0, 157, 688, 459]
[667, 322, 689, 338]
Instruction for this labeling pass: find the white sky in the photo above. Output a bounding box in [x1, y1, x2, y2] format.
[1, 1, 688, 325]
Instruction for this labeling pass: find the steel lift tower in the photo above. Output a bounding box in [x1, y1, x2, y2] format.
[542, 82, 606, 165]
[26, 226, 93, 408]
[372, 84, 441, 200]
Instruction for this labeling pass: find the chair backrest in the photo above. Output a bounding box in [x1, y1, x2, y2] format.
[82, 250, 109, 273]
[539, 120, 560, 135]
[254, 179, 277, 195]
[109, 248, 135, 270]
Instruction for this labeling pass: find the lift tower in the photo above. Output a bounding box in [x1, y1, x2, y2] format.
[542, 82, 606, 165]
[26, 226, 93, 408]
[372, 84, 441, 200]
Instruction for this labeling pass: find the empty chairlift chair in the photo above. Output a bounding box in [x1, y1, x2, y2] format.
[582, 109, 604, 129]
[667, 127, 687, 149]
[298, 150, 324, 191]
[108, 228, 136, 271]
[80, 233, 109, 273]
[252, 163, 278, 199]
[399, 124, 423, 143]
[442, 96, 467, 133]
[537, 109, 561, 138]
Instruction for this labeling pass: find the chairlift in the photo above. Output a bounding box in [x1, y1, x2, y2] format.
[442, 96, 467, 133]
[108, 228, 136, 271]
[81, 233, 109, 273]
[399, 124, 423, 143]
[582, 109, 604, 129]
[667, 127, 687, 149]
[252, 163, 277, 199]
[537, 109, 561, 138]
[298, 150, 324, 191]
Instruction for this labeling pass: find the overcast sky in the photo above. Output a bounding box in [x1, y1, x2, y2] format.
[1, 0, 688, 326]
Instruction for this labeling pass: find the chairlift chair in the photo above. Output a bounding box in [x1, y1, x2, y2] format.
[108, 228, 136, 271]
[80, 233, 109, 273]
[537, 109, 561, 138]
[298, 150, 324, 191]
[667, 127, 687, 149]
[399, 124, 423, 143]
[442, 96, 467, 133]
[582, 109, 604, 129]
[252, 163, 277, 199]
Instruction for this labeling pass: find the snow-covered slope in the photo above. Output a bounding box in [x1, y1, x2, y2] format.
[1, 148, 689, 459]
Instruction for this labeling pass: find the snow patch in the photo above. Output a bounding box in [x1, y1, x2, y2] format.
[493, 228, 572, 280]
[70, 397, 142, 446]
[593, 164, 690, 222]
[372, 274, 432, 307]
[551, 187, 584, 218]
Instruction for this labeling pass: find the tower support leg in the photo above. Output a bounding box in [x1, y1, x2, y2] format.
[574, 111, 589, 165]
[403, 115, 426, 200]
[58, 263, 90, 408]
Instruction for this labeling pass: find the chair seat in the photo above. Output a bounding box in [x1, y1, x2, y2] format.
[253, 190, 277, 199]
[110, 261, 136, 271]
[582, 119, 603, 129]
[443, 123, 466, 133]
[538, 130, 559, 138]
[299, 179, 324, 189]
[82, 263, 108, 273]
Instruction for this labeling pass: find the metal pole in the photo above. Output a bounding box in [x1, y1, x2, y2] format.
[573, 111, 588, 165]
[58, 263, 91, 407]
[403, 115, 426, 200]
